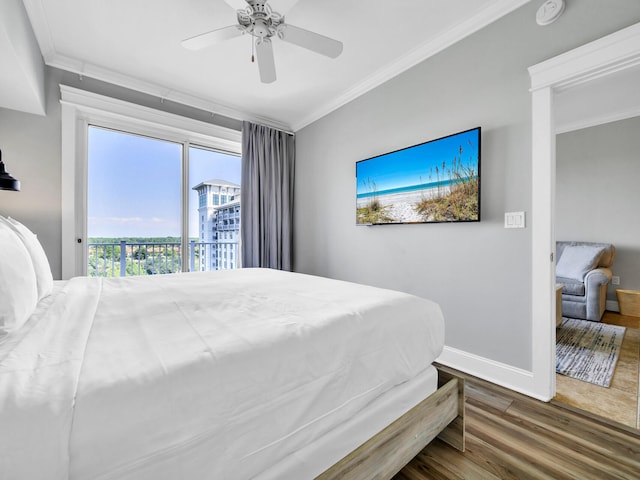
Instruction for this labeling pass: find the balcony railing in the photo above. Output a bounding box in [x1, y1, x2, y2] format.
[88, 240, 239, 277]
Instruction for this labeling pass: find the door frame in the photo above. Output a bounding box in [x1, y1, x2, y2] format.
[528, 22, 640, 400]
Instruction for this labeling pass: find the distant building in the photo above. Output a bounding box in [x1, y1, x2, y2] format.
[192, 179, 241, 271]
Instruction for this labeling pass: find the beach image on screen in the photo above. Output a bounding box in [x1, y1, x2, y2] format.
[356, 128, 480, 225]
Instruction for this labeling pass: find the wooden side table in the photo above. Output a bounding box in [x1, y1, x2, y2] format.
[555, 284, 563, 327]
[616, 289, 640, 317]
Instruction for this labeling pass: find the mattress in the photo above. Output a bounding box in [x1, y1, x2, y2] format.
[256, 365, 439, 479]
[0, 268, 444, 479]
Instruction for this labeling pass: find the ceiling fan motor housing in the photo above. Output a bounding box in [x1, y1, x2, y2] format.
[237, 0, 284, 40]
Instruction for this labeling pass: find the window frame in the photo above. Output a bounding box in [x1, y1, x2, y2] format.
[60, 85, 241, 279]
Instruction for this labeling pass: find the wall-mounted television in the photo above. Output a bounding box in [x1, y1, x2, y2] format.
[356, 127, 481, 225]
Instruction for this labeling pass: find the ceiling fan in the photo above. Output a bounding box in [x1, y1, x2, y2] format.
[181, 0, 343, 84]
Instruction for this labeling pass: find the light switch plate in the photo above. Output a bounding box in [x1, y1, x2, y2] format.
[504, 211, 525, 229]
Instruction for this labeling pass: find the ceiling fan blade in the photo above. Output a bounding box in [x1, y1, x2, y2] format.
[181, 25, 242, 50]
[222, 0, 248, 10]
[256, 39, 276, 84]
[280, 24, 343, 58]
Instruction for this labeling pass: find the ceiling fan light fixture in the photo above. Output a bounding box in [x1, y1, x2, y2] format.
[237, 1, 283, 40]
[182, 0, 343, 83]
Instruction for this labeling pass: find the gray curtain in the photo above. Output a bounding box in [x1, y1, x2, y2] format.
[241, 121, 295, 270]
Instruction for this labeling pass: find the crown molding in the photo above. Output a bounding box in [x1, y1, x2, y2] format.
[59, 84, 242, 148]
[21, 0, 55, 61]
[291, 0, 532, 131]
[529, 21, 640, 92]
[22, 0, 293, 132]
[555, 104, 640, 134]
[48, 53, 294, 132]
[24, 0, 530, 133]
[0, 0, 46, 115]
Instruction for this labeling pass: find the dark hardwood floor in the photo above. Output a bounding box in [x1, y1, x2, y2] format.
[394, 367, 640, 480]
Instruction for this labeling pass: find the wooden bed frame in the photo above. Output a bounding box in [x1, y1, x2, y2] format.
[317, 369, 465, 480]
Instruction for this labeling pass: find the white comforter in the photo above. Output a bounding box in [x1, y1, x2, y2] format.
[0, 268, 444, 480]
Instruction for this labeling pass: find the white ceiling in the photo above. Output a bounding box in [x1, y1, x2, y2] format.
[21, 0, 531, 131]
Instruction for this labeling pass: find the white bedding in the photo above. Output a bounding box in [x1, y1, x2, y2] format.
[256, 365, 439, 480]
[0, 268, 444, 479]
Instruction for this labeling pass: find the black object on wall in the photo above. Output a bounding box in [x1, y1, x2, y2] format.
[0, 150, 20, 191]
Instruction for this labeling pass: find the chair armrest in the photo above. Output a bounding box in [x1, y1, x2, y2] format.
[584, 267, 612, 287]
[584, 267, 612, 321]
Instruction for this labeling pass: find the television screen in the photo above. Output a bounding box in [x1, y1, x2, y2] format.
[356, 127, 481, 225]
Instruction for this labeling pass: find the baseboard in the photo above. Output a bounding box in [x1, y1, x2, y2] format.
[437, 346, 551, 402]
[606, 300, 620, 313]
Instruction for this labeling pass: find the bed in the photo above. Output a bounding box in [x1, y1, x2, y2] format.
[0, 216, 463, 480]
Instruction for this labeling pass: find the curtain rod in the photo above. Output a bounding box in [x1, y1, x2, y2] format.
[244, 120, 295, 137]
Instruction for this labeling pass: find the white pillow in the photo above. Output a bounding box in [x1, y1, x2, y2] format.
[0, 216, 53, 300]
[0, 221, 39, 336]
[556, 245, 605, 282]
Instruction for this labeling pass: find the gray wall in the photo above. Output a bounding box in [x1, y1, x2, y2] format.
[0, 68, 62, 277]
[557, 116, 640, 302]
[1, 1, 640, 371]
[0, 67, 240, 280]
[294, 1, 640, 370]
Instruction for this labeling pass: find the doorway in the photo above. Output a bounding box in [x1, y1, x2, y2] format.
[553, 117, 640, 429]
[528, 23, 640, 404]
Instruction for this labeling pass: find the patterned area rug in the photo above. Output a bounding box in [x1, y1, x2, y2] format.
[556, 318, 626, 388]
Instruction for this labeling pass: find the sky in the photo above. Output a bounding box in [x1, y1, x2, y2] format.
[355, 128, 479, 195]
[87, 126, 241, 238]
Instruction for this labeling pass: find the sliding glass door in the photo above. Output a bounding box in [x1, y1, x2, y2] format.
[188, 146, 242, 272]
[87, 126, 241, 277]
[87, 126, 182, 276]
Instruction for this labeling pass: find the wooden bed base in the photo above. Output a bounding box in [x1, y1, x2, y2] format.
[316, 369, 465, 480]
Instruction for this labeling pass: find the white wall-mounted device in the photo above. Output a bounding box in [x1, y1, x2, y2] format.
[536, 0, 565, 26]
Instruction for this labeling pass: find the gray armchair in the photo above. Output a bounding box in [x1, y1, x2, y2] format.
[556, 241, 616, 322]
